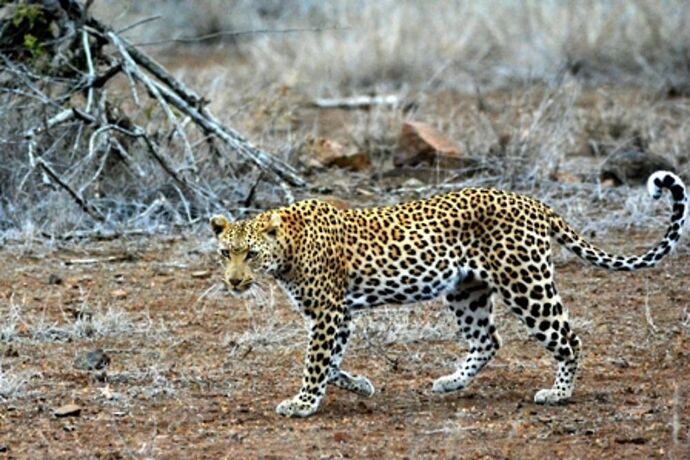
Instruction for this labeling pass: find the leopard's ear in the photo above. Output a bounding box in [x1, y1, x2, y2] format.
[264, 212, 282, 238]
[210, 215, 230, 237]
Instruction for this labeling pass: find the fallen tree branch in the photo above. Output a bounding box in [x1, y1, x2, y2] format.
[78, 11, 306, 186]
[2, 0, 311, 236]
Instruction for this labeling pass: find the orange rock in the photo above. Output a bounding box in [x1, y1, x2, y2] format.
[320, 196, 350, 209]
[301, 137, 371, 171]
[327, 151, 372, 171]
[16, 323, 30, 336]
[550, 172, 581, 184]
[111, 289, 128, 299]
[395, 121, 462, 167]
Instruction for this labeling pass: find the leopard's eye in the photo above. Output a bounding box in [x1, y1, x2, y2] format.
[246, 249, 258, 260]
[219, 249, 230, 258]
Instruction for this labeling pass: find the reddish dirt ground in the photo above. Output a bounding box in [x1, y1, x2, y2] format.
[0, 231, 688, 459]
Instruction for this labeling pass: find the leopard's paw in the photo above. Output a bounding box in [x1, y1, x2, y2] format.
[276, 395, 319, 417]
[534, 388, 570, 405]
[432, 374, 467, 394]
[350, 375, 375, 397]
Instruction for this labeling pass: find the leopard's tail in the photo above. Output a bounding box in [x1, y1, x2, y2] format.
[550, 171, 687, 271]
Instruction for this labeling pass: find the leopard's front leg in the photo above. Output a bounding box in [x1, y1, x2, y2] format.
[276, 307, 343, 417]
[328, 312, 374, 397]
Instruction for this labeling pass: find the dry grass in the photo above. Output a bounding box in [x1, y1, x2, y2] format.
[0, 1, 687, 239]
[0, 293, 166, 344]
[0, 365, 28, 401]
[2, 5, 689, 456]
[99, 0, 690, 91]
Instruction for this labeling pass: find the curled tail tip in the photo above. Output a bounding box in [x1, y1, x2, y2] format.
[647, 171, 686, 201]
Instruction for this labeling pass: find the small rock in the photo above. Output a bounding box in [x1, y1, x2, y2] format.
[550, 171, 581, 184]
[300, 137, 371, 171]
[73, 349, 110, 371]
[54, 403, 81, 418]
[394, 121, 464, 167]
[333, 432, 349, 443]
[327, 151, 372, 171]
[402, 178, 424, 189]
[15, 323, 30, 336]
[190, 270, 212, 279]
[110, 289, 128, 299]
[66, 306, 92, 321]
[600, 178, 617, 188]
[47, 273, 63, 285]
[320, 196, 350, 210]
[601, 150, 675, 186]
[0, 444, 7, 452]
[3, 345, 19, 358]
[98, 385, 119, 401]
[615, 436, 647, 445]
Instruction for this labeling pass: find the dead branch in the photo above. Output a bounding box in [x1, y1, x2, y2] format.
[36, 157, 105, 222]
[311, 94, 400, 110]
[108, 32, 196, 169]
[64, 254, 137, 265]
[1, 0, 310, 235]
[80, 22, 305, 186]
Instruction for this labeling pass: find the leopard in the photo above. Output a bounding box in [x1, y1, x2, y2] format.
[210, 171, 687, 417]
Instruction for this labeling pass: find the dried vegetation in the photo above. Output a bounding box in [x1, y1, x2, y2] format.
[1, 0, 689, 458]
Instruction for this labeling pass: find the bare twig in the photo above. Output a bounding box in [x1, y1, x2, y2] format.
[64, 254, 137, 265]
[109, 32, 196, 169]
[23, 108, 95, 142]
[81, 30, 95, 113]
[110, 138, 146, 178]
[35, 158, 105, 222]
[83, 23, 203, 108]
[117, 15, 162, 34]
[133, 25, 348, 47]
[156, 76, 305, 186]
[58, 63, 122, 103]
[643, 279, 657, 334]
[312, 95, 400, 109]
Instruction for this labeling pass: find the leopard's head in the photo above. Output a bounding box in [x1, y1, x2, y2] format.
[210, 212, 285, 293]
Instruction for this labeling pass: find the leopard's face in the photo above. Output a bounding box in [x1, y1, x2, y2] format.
[210, 212, 284, 293]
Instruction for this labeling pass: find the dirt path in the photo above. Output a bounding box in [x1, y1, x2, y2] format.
[0, 233, 688, 459]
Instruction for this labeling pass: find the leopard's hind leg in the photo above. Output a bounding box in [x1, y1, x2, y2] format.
[433, 273, 501, 393]
[497, 255, 581, 404]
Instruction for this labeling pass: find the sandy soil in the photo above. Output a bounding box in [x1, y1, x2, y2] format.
[0, 229, 688, 459]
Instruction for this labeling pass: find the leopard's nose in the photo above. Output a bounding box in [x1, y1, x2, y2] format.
[227, 278, 243, 289]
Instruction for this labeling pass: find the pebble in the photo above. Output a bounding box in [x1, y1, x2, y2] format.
[54, 404, 81, 418]
[73, 349, 110, 371]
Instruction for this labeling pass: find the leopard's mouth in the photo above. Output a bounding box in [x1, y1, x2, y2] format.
[225, 279, 253, 295]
